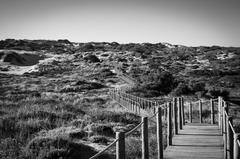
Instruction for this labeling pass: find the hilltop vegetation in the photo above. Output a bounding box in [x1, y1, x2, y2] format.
[0, 39, 240, 158]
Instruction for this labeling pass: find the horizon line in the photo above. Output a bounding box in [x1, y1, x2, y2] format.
[0, 38, 239, 48]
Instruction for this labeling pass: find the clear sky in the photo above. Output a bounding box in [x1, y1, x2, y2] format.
[0, 0, 240, 46]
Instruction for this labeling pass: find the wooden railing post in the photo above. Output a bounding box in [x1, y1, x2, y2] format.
[234, 133, 240, 159]
[142, 117, 149, 159]
[218, 96, 222, 129]
[181, 97, 185, 125]
[222, 108, 227, 159]
[141, 99, 144, 110]
[135, 101, 138, 114]
[178, 97, 183, 130]
[167, 102, 172, 146]
[225, 101, 229, 115]
[164, 104, 167, 121]
[133, 101, 136, 113]
[189, 102, 192, 123]
[130, 99, 133, 111]
[138, 103, 141, 115]
[223, 107, 227, 159]
[116, 132, 125, 159]
[228, 116, 233, 159]
[157, 107, 163, 159]
[199, 100, 202, 123]
[155, 102, 158, 115]
[173, 98, 178, 135]
[210, 98, 215, 124]
[222, 101, 226, 135]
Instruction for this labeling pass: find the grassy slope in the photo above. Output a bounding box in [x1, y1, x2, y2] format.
[0, 40, 240, 159]
[0, 54, 142, 159]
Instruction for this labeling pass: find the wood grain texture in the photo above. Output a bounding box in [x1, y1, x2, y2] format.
[164, 123, 224, 159]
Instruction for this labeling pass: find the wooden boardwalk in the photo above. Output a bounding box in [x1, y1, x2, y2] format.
[164, 123, 224, 159]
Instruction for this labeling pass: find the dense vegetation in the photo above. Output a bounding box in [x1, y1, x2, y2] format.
[0, 39, 240, 159]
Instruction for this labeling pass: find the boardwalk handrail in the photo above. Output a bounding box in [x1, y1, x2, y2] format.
[91, 66, 228, 159]
[110, 88, 166, 106]
[220, 97, 240, 159]
[90, 65, 230, 159]
[109, 88, 166, 115]
[90, 90, 226, 159]
[90, 89, 166, 159]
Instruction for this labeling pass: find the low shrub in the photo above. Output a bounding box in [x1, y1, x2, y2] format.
[69, 130, 88, 139]
[128, 70, 177, 97]
[188, 80, 206, 92]
[16, 118, 53, 140]
[171, 82, 190, 96]
[85, 123, 114, 137]
[0, 116, 17, 138]
[25, 136, 111, 159]
[0, 138, 23, 159]
[125, 137, 142, 159]
[60, 82, 104, 92]
[89, 135, 109, 144]
[70, 119, 89, 129]
[91, 111, 141, 124]
[207, 89, 229, 99]
[84, 54, 100, 63]
[234, 121, 240, 133]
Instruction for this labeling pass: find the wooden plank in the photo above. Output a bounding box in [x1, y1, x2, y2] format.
[164, 123, 224, 159]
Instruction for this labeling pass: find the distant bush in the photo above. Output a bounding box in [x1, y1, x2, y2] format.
[83, 54, 100, 63]
[99, 68, 115, 77]
[60, 82, 104, 92]
[195, 91, 206, 98]
[128, 87, 161, 98]
[85, 123, 114, 137]
[188, 69, 217, 76]
[57, 39, 72, 44]
[69, 130, 88, 139]
[80, 43, 95, 52]
[129, 70, 176, 97]
[89, 135, 109, 144]
[171, 82, 190, 96]
[188, 80, 206, 92]
[207, 89, 229, 99]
